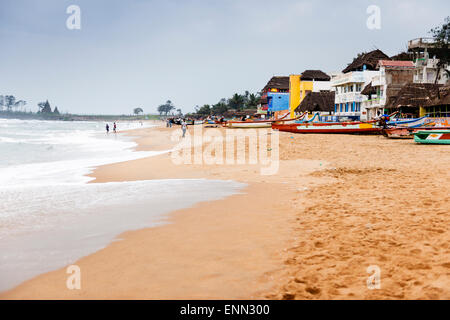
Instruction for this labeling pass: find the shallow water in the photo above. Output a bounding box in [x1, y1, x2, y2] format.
[0, 119, 245, 292]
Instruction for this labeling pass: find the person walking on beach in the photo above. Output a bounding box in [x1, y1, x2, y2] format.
[181, 120, 187, 138]
[113, 122, 117, 133]
[106, 123, 110, 134]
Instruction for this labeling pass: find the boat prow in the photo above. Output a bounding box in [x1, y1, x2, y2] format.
[414, 130, 450, 144]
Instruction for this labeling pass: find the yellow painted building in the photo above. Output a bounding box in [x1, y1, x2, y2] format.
[289, 75, 314, 118]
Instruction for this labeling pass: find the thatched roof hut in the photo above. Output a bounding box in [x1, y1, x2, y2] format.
[385, 83, 442, 109]
[262, 76, 290, 92]
[342, 49, 390, 73]
[295, 91, 335, 113]
[390, 52, 414, 61]
[427, 85, 450, 106]
[301, 70, 331, 81]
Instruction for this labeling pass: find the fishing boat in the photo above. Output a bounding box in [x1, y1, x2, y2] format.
[226, 112, 309, 129]
[383, 126, 450, 139]
[272, 119, 381, 134]
[184, 119, 204, 125]
[226, 112, 295, 129]
[272, 112, 308, 125]
[414, 130, 450, 145]
[388, 116, 428, 128]
[226, 120, 273, 128]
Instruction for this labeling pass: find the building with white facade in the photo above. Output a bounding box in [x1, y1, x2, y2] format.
[332, 71, 379, 120]
[361, 60, 415, 120]
[331, 49, 390, 120]
[413, 51, 450, 84]
[408, 38, 450, 85]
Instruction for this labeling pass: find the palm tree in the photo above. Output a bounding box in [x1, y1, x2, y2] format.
[228, 93, 245, 111]
[246, 93, 260, 109]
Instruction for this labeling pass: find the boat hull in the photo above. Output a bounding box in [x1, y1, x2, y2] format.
[227, 121, 272, 128]
[414, 130, 450, 144]
[388, 116, 428, 128]
[384, 126, 450, 139]
[272, 122, 381, 134]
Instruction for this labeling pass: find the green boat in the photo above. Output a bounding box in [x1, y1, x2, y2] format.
[414, 130, 450, 145]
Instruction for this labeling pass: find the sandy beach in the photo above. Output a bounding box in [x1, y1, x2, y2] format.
[1, 122, 449, 300]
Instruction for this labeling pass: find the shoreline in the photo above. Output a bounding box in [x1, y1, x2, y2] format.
[1, 123, 321, 299]
[1, 122, 449, 299]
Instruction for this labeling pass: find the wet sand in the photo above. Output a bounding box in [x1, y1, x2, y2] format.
[1, 123, 449, 299]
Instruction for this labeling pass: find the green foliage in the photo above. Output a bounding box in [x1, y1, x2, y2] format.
[191, 91, 261, 117]
[429, 16, 450, 81]
[157, 100, 176, 116]
[133, 107, 144, 115]
[430, 16, 450, 46]
[38, 100, 52, 113]
[195, 104, 211, 116]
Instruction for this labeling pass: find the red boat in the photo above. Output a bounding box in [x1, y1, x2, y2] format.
[383, 126, 450, 139]
[272, 120, 382, 134]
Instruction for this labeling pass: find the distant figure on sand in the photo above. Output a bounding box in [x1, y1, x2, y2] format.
[106, 123, 110, 133]
[113, 122, 117, 133]
[181, 120, 187, 138]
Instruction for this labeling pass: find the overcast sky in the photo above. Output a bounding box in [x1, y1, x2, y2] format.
[1, 0, 449, 114]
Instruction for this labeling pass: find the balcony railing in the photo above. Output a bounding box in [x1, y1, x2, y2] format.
[408, 37, 436, 49]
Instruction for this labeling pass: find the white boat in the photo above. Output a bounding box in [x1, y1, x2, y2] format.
[388, 116, 428, 128]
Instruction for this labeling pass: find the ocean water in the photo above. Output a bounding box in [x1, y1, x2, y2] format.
[0, 119, 245, 292]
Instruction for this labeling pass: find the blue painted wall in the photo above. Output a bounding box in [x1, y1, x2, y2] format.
[267, 92, 289, 112]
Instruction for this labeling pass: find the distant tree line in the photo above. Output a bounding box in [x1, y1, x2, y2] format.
[190, 91, 260, 117]
[38, 100, 60, 114]
[158, 100, 181, 116]
[0, 95, 27, 112]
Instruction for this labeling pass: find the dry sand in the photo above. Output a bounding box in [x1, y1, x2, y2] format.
[1, 123, 449, 299]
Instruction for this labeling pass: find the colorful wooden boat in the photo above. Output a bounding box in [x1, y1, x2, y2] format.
[272, 112, 308, 125]
[226, 120, 273, 128]
[383, 126, 450, 139]
[226, 112, 301, 129]
[414, 130, 450, 144]
[272, 120, 381, 134]
[388, 116, 428, 128]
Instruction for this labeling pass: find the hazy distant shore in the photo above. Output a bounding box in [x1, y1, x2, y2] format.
[0, 110, 160, 122]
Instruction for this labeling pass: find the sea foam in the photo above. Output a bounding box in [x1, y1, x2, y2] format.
[0, 119, 246, 292]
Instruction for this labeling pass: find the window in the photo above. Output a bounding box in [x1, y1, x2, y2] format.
[425, 105, 450, 118]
